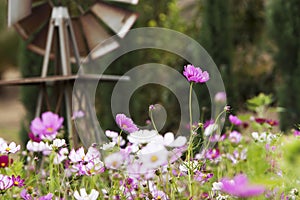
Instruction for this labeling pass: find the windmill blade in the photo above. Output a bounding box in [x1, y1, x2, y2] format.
[105, 0, 138, 5]
[80, 13, 119, 59]
[14, 2, 52, 39]
[70, 18, 89, 60]
[91, 2, 138, 38]
[8, 0, 32, 27]
[27, 22, 55, 59]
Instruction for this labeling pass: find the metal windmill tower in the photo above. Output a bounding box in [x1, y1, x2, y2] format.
[0, 0, 138, 147]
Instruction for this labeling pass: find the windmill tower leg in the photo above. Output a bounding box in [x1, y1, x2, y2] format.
[35, 7, 81, 148]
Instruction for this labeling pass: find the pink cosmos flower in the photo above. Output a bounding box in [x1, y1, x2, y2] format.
[116, 114, 139, 133]
[30, 111, 64, 141]
[183, 64, 210, 83]
[0, 174, 13, 190]
[229, 115, 242, 126]
[220, 174, 265, 198]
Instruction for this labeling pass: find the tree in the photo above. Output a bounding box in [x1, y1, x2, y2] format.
[269, 0, 300, 130]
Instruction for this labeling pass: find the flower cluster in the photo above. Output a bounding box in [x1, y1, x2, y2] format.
[0, 65, 298, 199]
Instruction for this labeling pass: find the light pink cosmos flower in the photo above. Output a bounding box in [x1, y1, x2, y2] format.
[116, 114, 139, 133]
[229, 114, 242, 126]
[104, 151, 124, 169]
[30, 111, 64, 141]
[220, 174, 265, 198]
[183, 64, 210, 83]
[151, 190, 168, 200]
[214, 92, 227, 103]
[0, 174, 13, 190]
[228, 131, 242, 144]
[0, 142, 20, 154]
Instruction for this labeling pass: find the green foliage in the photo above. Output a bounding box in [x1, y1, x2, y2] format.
[269, 0, 300, 130]
[18, 41, 43, 144]
[246, 93, 273, 114]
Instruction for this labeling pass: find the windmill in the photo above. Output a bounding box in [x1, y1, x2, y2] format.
[0, 0, 139, 147]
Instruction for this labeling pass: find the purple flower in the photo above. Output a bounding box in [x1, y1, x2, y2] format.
[194, 171, 213, 184]
[205, 148, 220, 160]
[0, 174, 13, 190]
[294, 129, 300, 136]
[30, 111, 64, 141]
[183, 64, 210, 83]
[220, 174, 265, 198]
[229, 115, 242, 126]
[12, 175, 25, 187]
[28, 132, 42, 142]
[20, 188, 32, 200]
[115, 114, 139, 133]
[39, 193, 53, 200]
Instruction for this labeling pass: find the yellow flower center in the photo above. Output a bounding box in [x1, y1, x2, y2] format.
[157, 196, 162, 200]
[14, 181, 19, 186]
[112, 161, 118, 167]
[122, 124, 128, 129]
[5, 147, 10, 152]
[46, 127, 53, 132]
[0, 163, 6, 167]
[151, 155, 158, 163]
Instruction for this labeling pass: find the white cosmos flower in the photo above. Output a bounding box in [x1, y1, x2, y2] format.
[50, 139, 66, 149]
[152, 132, 187, 147]
[139, 143, 168, 170]
[128, 130, 159, 144]
[53, 147, 69, 164]
[74, 188, 99, 200]
[100, 142, 116, 150]
[26, 141, 51, 155]
[212, 182, 223, 191]
[0, 142, 21, 154]
[204, 124, 218, 136]
[105, 130, 119, 138]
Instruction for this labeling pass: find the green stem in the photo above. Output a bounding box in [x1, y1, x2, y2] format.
[187, 82, 194, 197]
[149, 109, 158, 132]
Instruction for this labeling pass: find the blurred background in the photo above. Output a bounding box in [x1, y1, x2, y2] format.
[0, 0, 299, 144]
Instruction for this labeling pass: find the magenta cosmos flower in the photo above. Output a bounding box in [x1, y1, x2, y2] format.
[221, 174, 265, 198]
[30, 111, 64, 141]
[183, 64, 210, 83]
[115, 114, 139, 133]
[12, 175, 25, 188]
